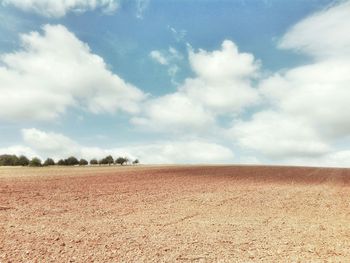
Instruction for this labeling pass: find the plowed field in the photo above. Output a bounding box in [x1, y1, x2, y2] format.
[1, 165, 350, 262]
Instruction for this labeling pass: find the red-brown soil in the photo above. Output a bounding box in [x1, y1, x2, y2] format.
[1, 165, 350, 262]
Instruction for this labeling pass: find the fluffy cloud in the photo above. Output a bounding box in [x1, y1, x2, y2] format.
[136, 40, 260, 132]
[1, 0, 118, 17]
[230, 1, 350, 160]
[132, 93, 215, 132]
[19, 128, 234, 164]
[259, 60, 350, 139]
[22, 128, 80, 158]
[278, 1, 350, 60]
[189, 40, 259, 81]
[0, 24, 145, 121]
[231, 111, 331, 158]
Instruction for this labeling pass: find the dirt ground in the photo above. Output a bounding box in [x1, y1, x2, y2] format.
[1, 165, 350, 262]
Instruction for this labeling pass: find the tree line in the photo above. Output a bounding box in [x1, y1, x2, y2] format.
[0, 154, 139, 167]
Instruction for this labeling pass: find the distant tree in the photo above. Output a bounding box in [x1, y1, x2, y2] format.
[100, 155, 114, 165]
[105, 155, 114, 165]
[132, 159, 139, 165]
[18, 155, 30, 166]
[90, 159, 98, 165]
[79, 159, 88, 166]
[43, 158, 55, 166]
[0, 154, 19, 166]
[65, 156, 79, 166]
[29, 157, 42, 167]
[115, 157, 127, 166]
[57, 159, 66, 166]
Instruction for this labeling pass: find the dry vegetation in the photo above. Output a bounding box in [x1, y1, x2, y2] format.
[1, 165, 350, 262]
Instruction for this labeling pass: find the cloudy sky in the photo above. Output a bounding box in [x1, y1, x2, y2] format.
[0, 0, 349, 166]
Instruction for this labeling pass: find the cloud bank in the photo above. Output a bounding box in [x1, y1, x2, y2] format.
[0, 128, 234, 164]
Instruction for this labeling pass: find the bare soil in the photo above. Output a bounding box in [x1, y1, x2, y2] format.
[1, 165, 350, 262]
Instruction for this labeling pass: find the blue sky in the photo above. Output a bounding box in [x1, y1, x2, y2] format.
[1, 0, 350, 166]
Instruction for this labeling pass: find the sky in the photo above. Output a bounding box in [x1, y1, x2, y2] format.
[0, 0, 350, 166]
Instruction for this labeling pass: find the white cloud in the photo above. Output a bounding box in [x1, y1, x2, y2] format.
[189, 40, 259, 81]
[131, 93, 215, 132]
[149, 50, 168, 65]
[264, 1, 350, 140]
[0, 145, 38, 158]
[21, 128, 120, 160]
[260, 60, 350, 139]
[137, 40, 260, 132]
[278, 1, 350, 60]
[19, 128, 234, 164]
[122, 140, 234, 164]
[1, 0, 119, 17]
[184, 41, 260, 114]
[22, 128, 80, 158]
[229, 1, 350, 161]
[0, 24, 145, 121]
[231, 111, 331, 158]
